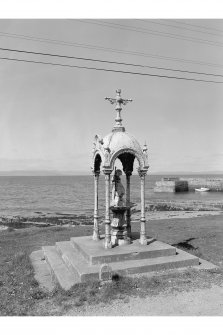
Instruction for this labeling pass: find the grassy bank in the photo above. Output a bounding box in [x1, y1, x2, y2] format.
[1, 215, 223, 316]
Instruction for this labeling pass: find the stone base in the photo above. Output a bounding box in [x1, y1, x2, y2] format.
[30, 234, 219, 291]
[110, 205, 128, 246]
[111, 230, 130, 246]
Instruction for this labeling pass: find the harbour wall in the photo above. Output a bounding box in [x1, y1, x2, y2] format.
[154, 177, 223, 192]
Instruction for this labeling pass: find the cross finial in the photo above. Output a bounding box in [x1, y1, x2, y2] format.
[105, 89, 132, 131]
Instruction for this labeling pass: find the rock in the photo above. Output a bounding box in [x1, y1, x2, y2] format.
[31, 222, 51, 227]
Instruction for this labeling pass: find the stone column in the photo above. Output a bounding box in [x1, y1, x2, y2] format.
[126, 172, 132, 238]
[92, 171, 100, 241]
[104, 171, 112, 249]
[139, 170, 147, 245]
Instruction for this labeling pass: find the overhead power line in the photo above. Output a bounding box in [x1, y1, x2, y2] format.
[0, 55, 222, 84]
[169, 19, 223, 35]
[79, 19, 223, 49]
[0, 29, 223, 70]
[1, 46, 223, 78]
[141, 19, 223, 38]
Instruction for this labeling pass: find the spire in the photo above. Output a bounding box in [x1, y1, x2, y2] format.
[105, 89, 132, 132]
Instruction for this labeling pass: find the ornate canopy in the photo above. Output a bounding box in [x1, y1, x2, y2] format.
[91, 89, 149, 248]
[92, 131, 149, 174]
[92, 89, 149, 175]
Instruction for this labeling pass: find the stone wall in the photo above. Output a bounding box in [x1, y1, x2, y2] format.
[154, 180, 175, 193]
[154, 177, 223, 192]
[181, 178, 223, 192]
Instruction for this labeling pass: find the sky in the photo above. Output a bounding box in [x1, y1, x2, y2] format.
[0, 18, 223, 174]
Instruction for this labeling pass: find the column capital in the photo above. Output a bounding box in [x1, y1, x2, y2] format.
[92, 170, 100, 177]
[91, 166, 100, 176]
[103, 168, 113, 175]
[138, 169, 147, 178]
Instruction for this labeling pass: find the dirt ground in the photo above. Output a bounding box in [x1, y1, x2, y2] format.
[66, 285, 223, 316]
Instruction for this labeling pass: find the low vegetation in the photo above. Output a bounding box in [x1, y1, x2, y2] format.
[1, 215, 223, 316]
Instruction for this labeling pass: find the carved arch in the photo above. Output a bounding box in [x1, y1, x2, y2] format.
[93, 152, 102, 173]
[118, 152, 135, 175]
[109, 148, 145, 171]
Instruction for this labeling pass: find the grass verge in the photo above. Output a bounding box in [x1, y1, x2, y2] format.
[30, 267, 223, 316]
[1, 214, 223, 315]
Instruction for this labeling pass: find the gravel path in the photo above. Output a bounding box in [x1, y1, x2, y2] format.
[67, 285, 223, 316]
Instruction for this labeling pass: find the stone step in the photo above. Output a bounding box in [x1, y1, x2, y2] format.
[42, 245, 78, 290]
[30, 250, 55, 292]
[56, 241, 104, 282]
[70, 236, 177, 265]
[110, 249, 200, 277]
[54, 241, 200, 283]
[55, 241, 87, 282]
[32, 236, 218, 291]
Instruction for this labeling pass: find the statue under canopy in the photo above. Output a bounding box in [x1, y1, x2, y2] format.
[111, 169, 125, 207]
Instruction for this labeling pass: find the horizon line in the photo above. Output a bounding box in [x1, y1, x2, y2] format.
[0, 170, 223, 176]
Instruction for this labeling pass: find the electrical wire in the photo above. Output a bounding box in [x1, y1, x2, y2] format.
[0, 29, 222, 70]
[169, 19, 223, 34]
[79, 19, 223, 49]
[0, 55, 222, 84]
[141, 19, 223, 38]
[1, 46, 223, 78]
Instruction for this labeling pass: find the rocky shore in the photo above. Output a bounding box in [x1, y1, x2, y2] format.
[144, 199, 223, 211]
[1, 198, 223, 231]
[0, 213, 97, 230]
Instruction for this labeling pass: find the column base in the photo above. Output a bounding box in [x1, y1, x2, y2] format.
[92, 230, 100, 241]
[126, 225, 131, 238]
[139, 236, 148, 245]
[104, 239, 112, 249]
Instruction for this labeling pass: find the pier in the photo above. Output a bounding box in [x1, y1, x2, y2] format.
[154, 177, 223, 192]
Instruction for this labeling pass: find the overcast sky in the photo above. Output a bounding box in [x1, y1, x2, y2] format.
[0, 19, 223, 174]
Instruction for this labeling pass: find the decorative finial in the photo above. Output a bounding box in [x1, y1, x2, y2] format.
[143, 141, 148, 152]
[105, 89, 132, 132]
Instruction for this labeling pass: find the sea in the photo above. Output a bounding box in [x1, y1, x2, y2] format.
[0, 175, 223, 217]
